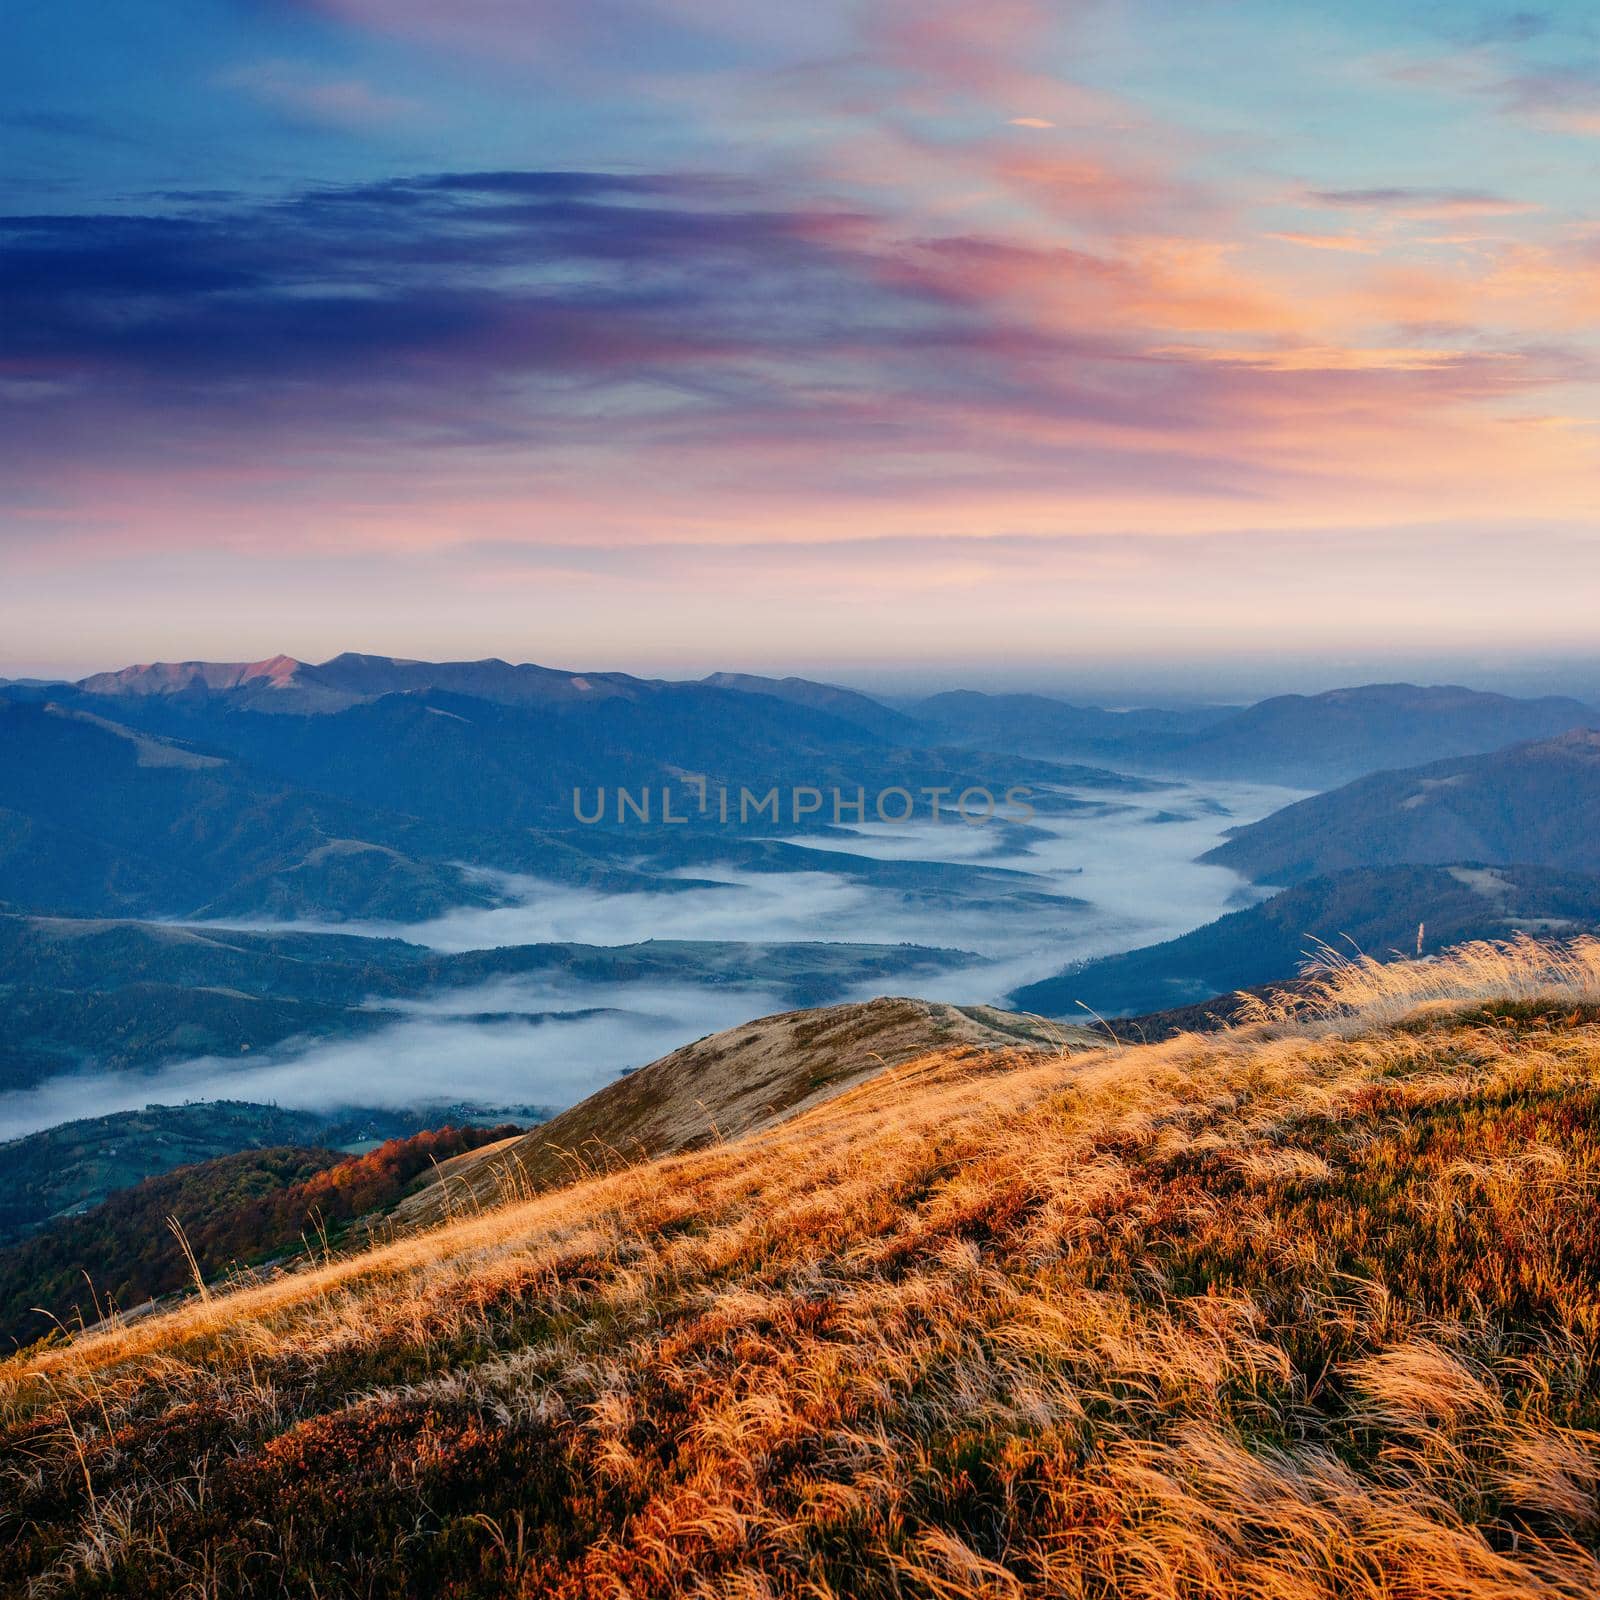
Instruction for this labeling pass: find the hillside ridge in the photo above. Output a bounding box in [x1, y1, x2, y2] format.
[392, 995, 1075, 1228]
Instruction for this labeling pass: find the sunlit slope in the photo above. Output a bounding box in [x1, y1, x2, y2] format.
[392, 996, 1073, 1228]
[5, 941, 1600, 1597]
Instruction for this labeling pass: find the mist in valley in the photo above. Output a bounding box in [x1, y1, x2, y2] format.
[0, 778, 1300, 1140]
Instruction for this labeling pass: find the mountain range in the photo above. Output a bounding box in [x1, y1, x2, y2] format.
[18, 659, 1133, 852]
[20, 654, 1597, 789]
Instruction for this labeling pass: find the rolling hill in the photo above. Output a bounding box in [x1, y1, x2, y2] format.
[1010, 863, 1600, 1018]
[391, 995, 1074, 1229]
[1204, 728, 1600, 885]
[3, 939, 1598, 1596]
[0, 700, 501, 920]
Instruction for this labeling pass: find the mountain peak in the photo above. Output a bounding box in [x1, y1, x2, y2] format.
[77, 656, 309, 696]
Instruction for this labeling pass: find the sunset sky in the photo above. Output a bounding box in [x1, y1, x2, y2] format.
[4, 0, 1599, 681]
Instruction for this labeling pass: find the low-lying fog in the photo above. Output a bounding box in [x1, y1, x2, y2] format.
[0, 777, 1302, 1140]
[0, 982, 793, 1142]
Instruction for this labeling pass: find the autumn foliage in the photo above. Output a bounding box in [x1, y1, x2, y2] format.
[0, 1124, 521, 1347]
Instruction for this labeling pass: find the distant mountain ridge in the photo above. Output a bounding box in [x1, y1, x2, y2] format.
[72, 653, 905, 727]
[58, 655, 1600, 790]
[79, 654, 305, 696]
[911, 690, 1230, 755]
[699, 671, 916, 740]
[1203, 728, 1600, 884]
[1166, 683, 1600, 786]
[76, 652, 656, 715]
[914, 681, 1599, 786]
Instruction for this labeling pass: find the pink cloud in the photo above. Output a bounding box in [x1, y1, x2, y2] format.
[1305, 186, 1539, 220]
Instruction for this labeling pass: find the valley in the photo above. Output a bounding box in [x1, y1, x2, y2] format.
[5, 653, 1600, 1361]
[0, 768, 1293, 1141]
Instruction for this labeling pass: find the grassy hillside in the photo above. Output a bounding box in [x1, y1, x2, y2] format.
[393, 997, 1077, 1228]
[3, 940, 1600, 1597]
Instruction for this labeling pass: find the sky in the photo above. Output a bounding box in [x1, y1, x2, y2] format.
[3, 0, 1599, 679]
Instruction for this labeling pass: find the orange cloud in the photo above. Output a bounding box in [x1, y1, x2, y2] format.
[1266, 231, 1380, 254]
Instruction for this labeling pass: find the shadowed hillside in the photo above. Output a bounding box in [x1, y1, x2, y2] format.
[0, 701, 500, 921]
[0, 1126, 523, 1349]
[3, 940, 1600, 1597]
[1204, 728, 1600, 884]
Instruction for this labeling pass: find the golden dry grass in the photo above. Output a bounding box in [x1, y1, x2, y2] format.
[1244, 929, 1600, 1026]
[3, 938, 1600, 1597]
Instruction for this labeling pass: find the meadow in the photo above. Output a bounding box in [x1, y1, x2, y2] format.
[3, 938, 1599, 1597]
